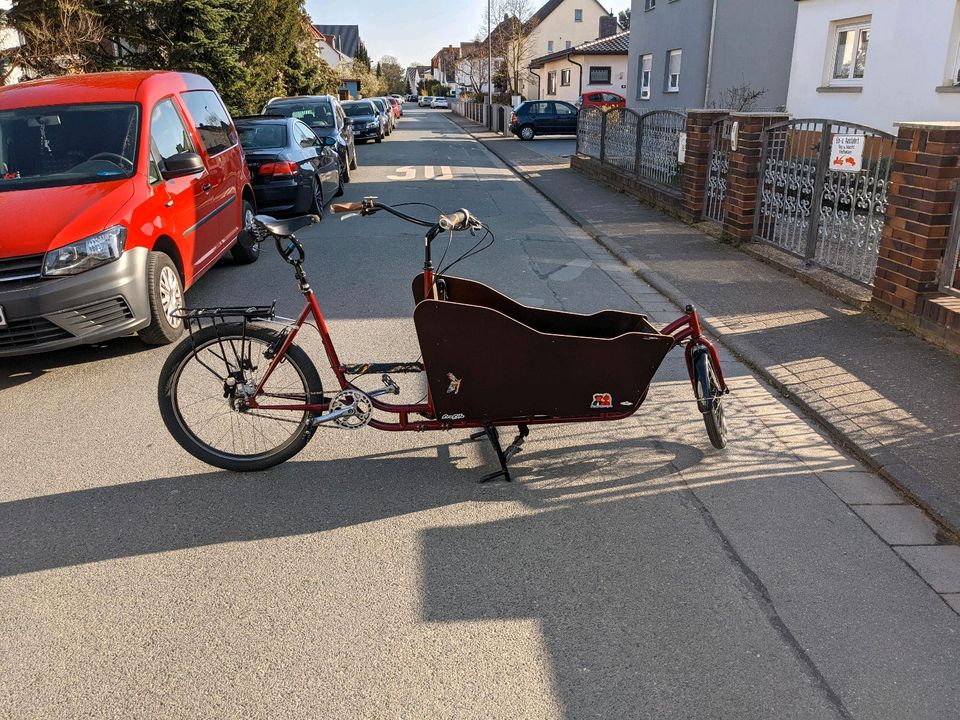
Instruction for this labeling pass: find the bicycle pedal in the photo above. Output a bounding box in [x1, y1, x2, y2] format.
[381, 374, 400, 394]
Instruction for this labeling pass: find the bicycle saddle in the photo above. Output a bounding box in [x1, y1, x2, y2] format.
[253, 214, 319, 237]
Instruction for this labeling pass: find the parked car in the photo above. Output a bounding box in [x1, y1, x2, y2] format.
[575, 91, 626, 109]
[406, 94, 417, 102]
[509, 100, 578, 140]
[369, 97, 393, 135]
[430, 97, 449, 109]
[0, 70, 259, 356]
[418, 96, 433, 107]
[262, 95, 356, 187]
[386, 96, 402, 118]
[342, 100, 384, 143]
[234, 116, 341, 217]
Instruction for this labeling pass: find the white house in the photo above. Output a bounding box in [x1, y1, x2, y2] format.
[787, 0, 960, 132]
[529, 30, 629, 103]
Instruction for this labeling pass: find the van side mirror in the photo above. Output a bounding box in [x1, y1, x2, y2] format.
[161, 152, 204, 179]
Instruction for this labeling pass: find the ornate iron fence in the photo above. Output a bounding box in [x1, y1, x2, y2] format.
[942, 184, 960, 299]
[601, 108, 642, 173]
[576, 107, 685, 189]
[754, 119, 895, 286]
[636, 111, 686, 189]
[577, 107, 603, 159]
[703, 118, 731, 223]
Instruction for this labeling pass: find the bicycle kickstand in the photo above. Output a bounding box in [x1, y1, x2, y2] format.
[477, 423, 529, 483]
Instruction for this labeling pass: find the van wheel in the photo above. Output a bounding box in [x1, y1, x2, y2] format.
[341, 161, 351, 185]
[139, 252, 184, 346]
[349, 147, 358, 170]
[231, 200, 260, 264]
[520, 125, 535, 141]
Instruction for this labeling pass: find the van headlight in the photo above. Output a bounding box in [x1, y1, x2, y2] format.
[43, 225, 127, 276]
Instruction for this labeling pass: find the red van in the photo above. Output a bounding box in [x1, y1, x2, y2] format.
[0, 71, 259, 356]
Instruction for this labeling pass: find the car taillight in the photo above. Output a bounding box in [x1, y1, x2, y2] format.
[510, 113, 517, 124]
[258, 161, 298, 176]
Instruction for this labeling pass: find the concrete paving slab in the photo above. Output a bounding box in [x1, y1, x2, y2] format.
[852, 505, 941, 546]
[944, 594, 960, 614]
[895, 546, 960, 593]
[819, 470, 906, 505]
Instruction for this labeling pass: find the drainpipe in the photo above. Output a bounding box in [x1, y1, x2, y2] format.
[529, 68, 542, 100]
[704, 0, 718, 107]
[569, 54, 584, 97]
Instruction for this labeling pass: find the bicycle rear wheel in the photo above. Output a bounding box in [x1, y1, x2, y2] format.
[158, 323, 324, 471]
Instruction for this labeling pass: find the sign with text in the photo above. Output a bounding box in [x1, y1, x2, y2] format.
[830, 134, 865, 172]
[677, 132, 687, 164]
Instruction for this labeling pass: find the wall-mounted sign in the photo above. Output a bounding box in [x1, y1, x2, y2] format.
[677, 132, 687, 164]
[730, 121, 739, 152]
[830, 134, 865, 172]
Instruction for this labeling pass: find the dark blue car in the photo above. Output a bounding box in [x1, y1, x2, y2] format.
[234, 116, 342, 216]
[509, 100, 579, 141]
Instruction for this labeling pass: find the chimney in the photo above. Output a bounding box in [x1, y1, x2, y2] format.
[599, 14, 618, 39]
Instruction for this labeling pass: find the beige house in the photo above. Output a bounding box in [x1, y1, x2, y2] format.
[528, 0, 617, 59]
[530, 30, 629, 103]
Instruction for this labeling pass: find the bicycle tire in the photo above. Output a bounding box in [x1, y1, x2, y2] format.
[693, 349, 728, 450]
[158, 323, 324, 471]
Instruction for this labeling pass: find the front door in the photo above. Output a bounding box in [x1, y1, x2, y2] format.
[553, 102, 578, 134]
[149, 98, 218, 279]
[179, 90, 242, 271]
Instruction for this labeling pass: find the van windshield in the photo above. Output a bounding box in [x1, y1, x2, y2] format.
[0, 103, 139, 192]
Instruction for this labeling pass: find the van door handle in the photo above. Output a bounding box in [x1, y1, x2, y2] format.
[202, 183, 212, 192]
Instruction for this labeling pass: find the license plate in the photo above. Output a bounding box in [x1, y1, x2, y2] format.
[0, 305, 6, 328]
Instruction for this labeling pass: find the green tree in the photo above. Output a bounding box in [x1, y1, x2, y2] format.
[354, 39, 370, 70]
[379, 55, 405, 95]
[618, 8, 630, 29]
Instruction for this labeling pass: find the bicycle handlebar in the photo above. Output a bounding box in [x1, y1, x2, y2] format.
[329, 198, 481, 232]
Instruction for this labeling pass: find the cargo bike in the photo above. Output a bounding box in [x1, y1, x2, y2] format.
[157, 199, 729, 481]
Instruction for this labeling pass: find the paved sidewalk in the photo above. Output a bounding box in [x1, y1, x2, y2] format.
[449, 113, 960, 539]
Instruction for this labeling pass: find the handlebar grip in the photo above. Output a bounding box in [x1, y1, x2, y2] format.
[331, 202, 363, 214]
[439, 210, 469, 231]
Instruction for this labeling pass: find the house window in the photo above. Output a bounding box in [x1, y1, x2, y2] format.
[645, 0, 656, 10]
[548, 40, 554, 53]
[830, 18, 870, 84]
[575, 9, 583, 22]
[547, 71, 557, 95]
[639, 54, 653, 99]
[560, 68, 571, 86]
[565, 40, 572, 49]
[667, 49, 681, 92]
[589, 66, 611, 84]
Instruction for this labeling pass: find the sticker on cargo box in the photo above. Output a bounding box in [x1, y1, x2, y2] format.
[591, 393, 613, 409]
[446, 373, 462, 394]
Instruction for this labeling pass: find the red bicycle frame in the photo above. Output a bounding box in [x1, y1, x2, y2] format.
[247, 289, 725, 433]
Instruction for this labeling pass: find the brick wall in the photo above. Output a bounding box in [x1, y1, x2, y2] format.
[570, 155, 684, 218]
[681, 110, 729, 223]
[723, 113, 789, 241]
[872, 122, 960, 318]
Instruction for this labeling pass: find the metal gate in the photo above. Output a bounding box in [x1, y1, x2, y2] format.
[703, 118, 731, 223]
[754, 119, 895, 285]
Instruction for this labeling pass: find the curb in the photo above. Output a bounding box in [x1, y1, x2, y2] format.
[447, 112, 960, 541]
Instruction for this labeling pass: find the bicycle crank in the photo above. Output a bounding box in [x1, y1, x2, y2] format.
[311, 389, 373, 429]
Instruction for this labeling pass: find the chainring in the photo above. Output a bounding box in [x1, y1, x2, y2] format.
[330, 389, 373, 430]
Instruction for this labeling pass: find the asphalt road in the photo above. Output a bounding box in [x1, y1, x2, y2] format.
[1, 107, 958, 719]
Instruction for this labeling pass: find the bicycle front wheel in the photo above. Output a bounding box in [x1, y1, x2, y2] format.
[158, 323, 324, 471]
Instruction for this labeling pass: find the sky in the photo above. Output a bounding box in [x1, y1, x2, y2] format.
[305, 0, 632, 69]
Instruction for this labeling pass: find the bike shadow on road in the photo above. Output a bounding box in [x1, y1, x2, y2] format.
[0, 431, 703, 581]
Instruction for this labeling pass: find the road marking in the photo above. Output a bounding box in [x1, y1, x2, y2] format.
[387, 166, 455, 181]
[387, 166, 417, 181]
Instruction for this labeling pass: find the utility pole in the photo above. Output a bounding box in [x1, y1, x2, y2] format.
[487, 0, 493, 128]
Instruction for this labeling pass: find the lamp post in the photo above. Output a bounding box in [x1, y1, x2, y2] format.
[487, 0, 493, 129]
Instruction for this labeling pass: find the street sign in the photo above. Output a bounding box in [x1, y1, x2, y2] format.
[677, 132, 687, 164]
[830, 134, 865, 172]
